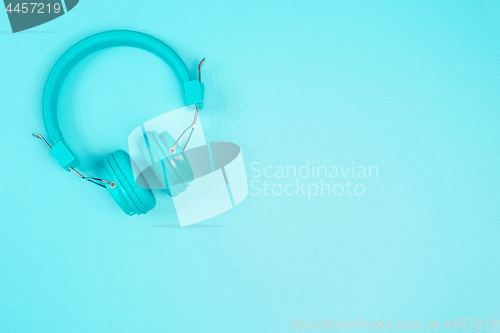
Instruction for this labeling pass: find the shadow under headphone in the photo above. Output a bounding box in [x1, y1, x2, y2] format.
[34, 30, 205, 216]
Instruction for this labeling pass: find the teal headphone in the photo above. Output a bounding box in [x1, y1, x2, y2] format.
[34, 30, 204, 216]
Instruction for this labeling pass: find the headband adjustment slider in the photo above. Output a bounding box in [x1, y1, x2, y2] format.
[183, 80, 204, 108]
[49, 141, 79, 170]
[183, 58, 206, 109]
[33, 133, 115, 189]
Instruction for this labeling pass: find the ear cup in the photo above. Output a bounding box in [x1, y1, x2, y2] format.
[140, 131, 184, 196]
[150, 131, 186, 195]
[158, 132, 194, 183]
[139, 131, 194, 197]
[100, 150, 156, 216]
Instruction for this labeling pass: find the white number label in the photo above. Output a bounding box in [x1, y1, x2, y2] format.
[5, 2, 62, 14]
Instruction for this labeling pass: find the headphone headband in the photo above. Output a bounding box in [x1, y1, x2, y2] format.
[42, 30, 204, 170]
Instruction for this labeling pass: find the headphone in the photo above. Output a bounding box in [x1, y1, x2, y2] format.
[34, 30, 205, 216]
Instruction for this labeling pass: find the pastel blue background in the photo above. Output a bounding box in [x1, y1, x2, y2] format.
[1, 1, 499, 332]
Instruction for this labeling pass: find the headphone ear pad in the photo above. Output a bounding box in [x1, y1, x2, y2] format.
[139, 131, 194, 197]
[101, 150, 156, 216]
[158, 131, 194, 183]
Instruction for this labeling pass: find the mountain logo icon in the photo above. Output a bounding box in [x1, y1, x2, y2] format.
[4, 0, 79, 33]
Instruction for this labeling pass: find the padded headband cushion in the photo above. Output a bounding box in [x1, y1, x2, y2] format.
[105, 150, 156, 215]
[42, 30, 204, 170]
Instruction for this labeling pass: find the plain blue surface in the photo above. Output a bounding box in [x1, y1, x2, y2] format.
[1, 1, 499, 332]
